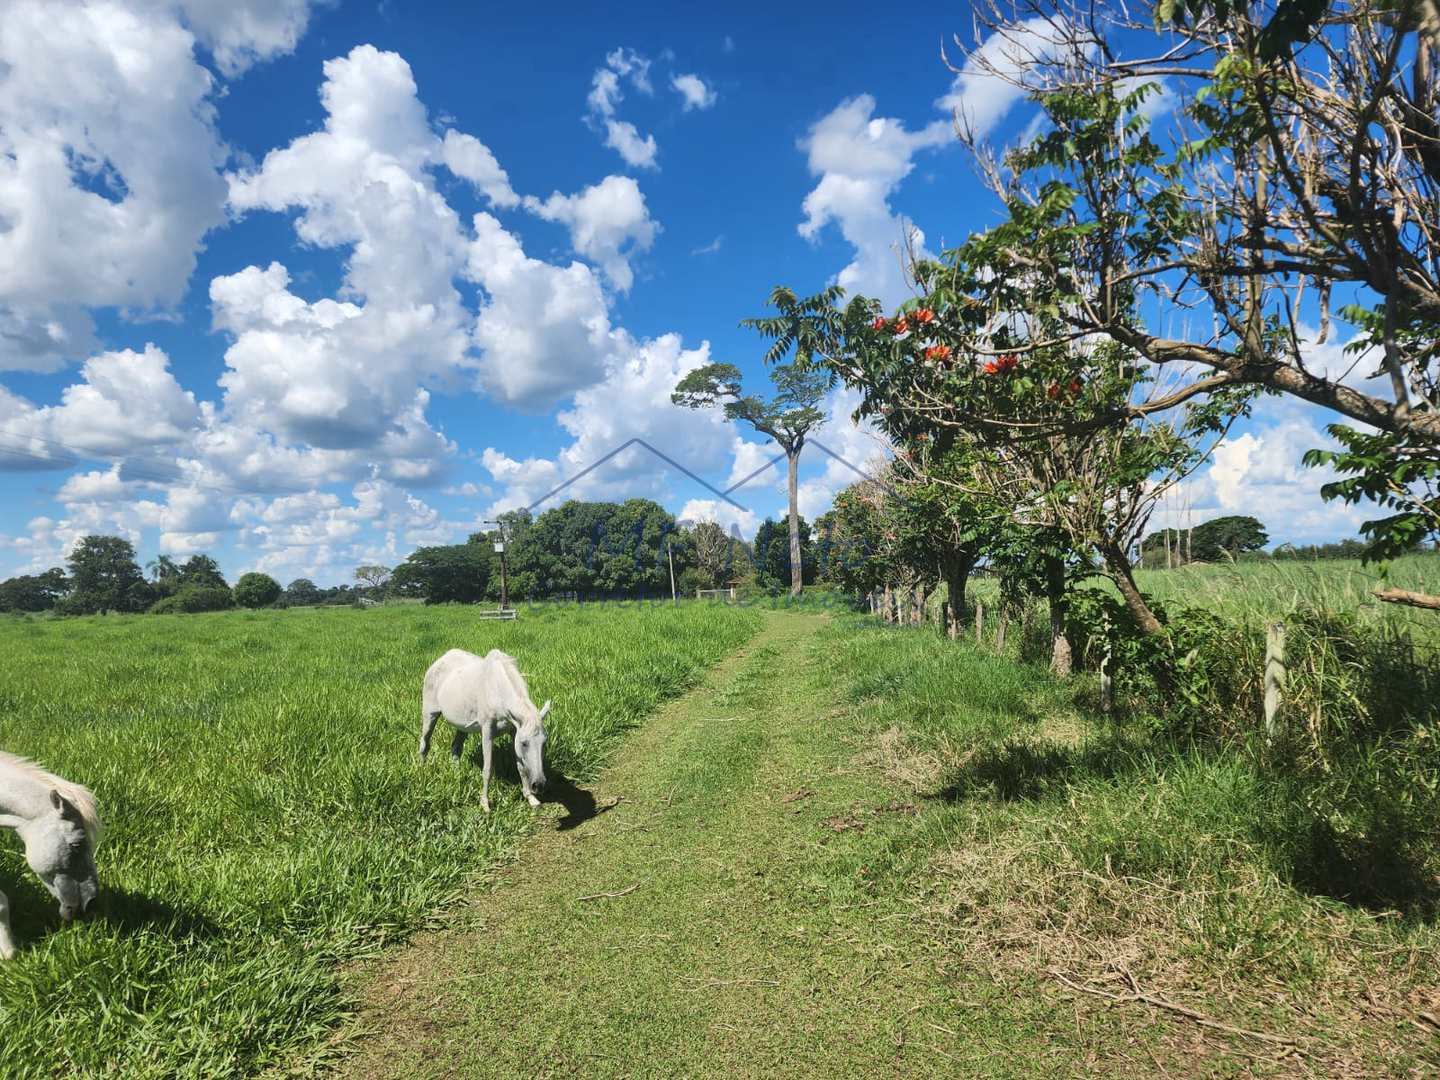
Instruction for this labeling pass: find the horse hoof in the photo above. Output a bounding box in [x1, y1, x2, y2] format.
[527, 796, 541, 808]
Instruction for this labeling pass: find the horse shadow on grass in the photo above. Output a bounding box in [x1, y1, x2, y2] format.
[458, 744, 613, 832]
[92, 884, 222, 942]
[0, 876, 220, 948]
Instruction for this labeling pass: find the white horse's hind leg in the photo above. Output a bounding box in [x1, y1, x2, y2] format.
[0, 889, 14, 960]
[419, 709, 441, 760]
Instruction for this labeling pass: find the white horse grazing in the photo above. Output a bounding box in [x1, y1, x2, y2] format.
[420, 649, 550, 812]
[0, 752, 101, 959]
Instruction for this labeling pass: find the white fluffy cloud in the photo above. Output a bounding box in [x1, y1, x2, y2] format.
[671, 73, 717, 111]
[798, 97, 948, 307]
[585, 47, 659, 169]
[440, 129, 520, 209]
[167, 0, 323, 75]
[799, 20, 1074, 308]
[523, 175, 659, 292]
[0, 1, 327, 374]
[480, 334, 734, 512]
[467, 212, 620, 407]
[0, 345, 198, 464]
[0, 0, 228, 371]
[935, 16, 1076, 138]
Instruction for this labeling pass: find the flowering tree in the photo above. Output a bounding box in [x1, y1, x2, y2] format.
[937, 0, 1439, 602]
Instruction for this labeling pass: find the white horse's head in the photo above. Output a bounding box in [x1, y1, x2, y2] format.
[515, 700, 550, 806]
[21, 790, 99, 922]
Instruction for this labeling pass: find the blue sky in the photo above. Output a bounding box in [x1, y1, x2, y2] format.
[0, 1, 1370, 585]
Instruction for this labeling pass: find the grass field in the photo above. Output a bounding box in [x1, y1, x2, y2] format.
[1130, 553, 1440, 647]
[0, 601, 760, 1077]
[325, 609, 1439, 1077]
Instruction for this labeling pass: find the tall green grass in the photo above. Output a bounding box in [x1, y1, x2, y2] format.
[821, 616, 1440, 1073]
[0, 601, 759, 1077]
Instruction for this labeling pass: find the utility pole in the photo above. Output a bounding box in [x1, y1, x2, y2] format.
[667, 541, 677, 605]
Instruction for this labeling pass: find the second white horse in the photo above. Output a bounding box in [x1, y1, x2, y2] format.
[420, 649, 550, 812]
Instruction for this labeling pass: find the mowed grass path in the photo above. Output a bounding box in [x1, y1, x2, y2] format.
[0, 602, 760, 1077]
[337, 609, 1440, 1079]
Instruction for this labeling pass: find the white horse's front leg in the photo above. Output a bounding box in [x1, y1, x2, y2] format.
[0, 889, 14, 960]
[480, 725, 494, 813]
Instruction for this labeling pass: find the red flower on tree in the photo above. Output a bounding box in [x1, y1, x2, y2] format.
[872, 316, 888, 331]
[893, 317, 910, 335]
[997, 354, 1018, 372]
[1067, 378, 1082, 395]
[983, 360, 1000, 375]
[1046, 382, 1061, 399]
[913, 308, 935, 325]
[924, 344, 952, 363]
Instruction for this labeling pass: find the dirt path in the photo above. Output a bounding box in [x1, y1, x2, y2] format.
[333, 611, 985, 1078]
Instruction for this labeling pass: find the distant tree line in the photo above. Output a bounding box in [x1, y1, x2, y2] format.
[1139, 516, 1436, 570]
[389, 499, 803, 605]
[0, 536, 350, 615]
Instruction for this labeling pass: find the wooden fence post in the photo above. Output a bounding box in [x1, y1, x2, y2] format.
[914, 585, 926, 627]
[1264, 621, 1287, 739]
[995, 610, 1008, 654]
[974, 601, 985, 644]
[1099, 611, 1114, 713]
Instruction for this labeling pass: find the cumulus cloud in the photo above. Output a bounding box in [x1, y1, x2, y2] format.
[935, 16, 1078, 139]
[0, 345, 198, 465]
[466, 212, 619, 407]
[798, 20, 1077, 308]
[523, 175, 659, 292]
[797, 97, 948, 307]
[585, 47, 660, 169]
[677, 500, 758, 541]
[671, 73, 717, 111]
[440, 130, 520, 208]
[168, 0, 324, 76]
[480, 334, 733, 512]
[0, 0, 229, 371]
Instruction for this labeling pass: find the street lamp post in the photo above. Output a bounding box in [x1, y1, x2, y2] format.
[484, 519, 509, 610]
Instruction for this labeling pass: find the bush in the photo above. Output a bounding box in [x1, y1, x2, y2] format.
[149, 585, 235, 614]
[234, 572, 282, 608]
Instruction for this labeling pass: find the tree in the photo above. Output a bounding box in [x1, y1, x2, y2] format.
[753, 516, 815, 592]
[63, 535, 151, 615]
[689, 521, 734, 589]
[284, 578, 323, 606]
[943, 0, 1439, 599]
[178, 554, 227, 590]
[674, 286, 843, 595]
[233, 572, 282, 608]
[354, 565, 391, 595]
[392, 544, 492, 604]
[1191, 516, 1270, 562]
[146, 554, 179, 585]
[827, 316, 1204, 635]
[149, 586, 234, 614]
[0, 568, 68, 613]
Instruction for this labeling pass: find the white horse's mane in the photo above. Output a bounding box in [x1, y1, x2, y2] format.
[0, 751, 102, 846]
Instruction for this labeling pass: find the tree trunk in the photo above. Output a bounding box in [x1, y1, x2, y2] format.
[1045, 555, 1072, 678]
[882, 584, 893, 624]
[1100, 539, 1164, 636]
[786, 444, 803, 597]
[913, 584, 926, 626]
[942, 551, 974, 635]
